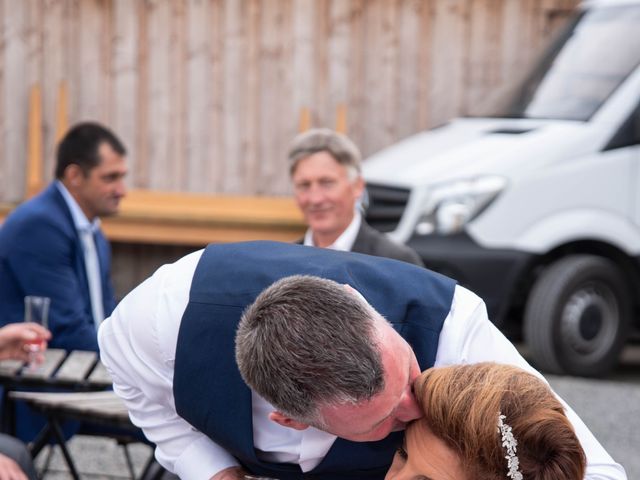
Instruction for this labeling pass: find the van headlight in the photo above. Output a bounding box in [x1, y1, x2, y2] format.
[415, 176, 507, 235]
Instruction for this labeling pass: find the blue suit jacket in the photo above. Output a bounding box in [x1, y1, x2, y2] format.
[174, 241, 456, 479]
[0, 183, 115, 351]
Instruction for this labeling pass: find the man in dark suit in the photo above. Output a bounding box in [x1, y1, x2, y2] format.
[0, 122, 127, 352]
[288, 128, 423, 266]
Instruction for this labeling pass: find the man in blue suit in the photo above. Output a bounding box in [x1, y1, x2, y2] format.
[0, 122, 127, 352]
[99, 242, 625, 480]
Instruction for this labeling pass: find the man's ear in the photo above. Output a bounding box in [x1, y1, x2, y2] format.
[63, 164, 84, 188]
[268, 411, 310, 431]
[343, 284, 369, 304]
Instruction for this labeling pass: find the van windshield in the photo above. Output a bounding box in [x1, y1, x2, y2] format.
[484, 5, 640, 121]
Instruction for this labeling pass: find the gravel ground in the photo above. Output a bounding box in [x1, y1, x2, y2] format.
[34, 436, 153, 480]
[547, 374, 640, 480]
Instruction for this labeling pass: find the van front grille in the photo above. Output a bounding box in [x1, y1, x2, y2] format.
[364, 183, 410, 233]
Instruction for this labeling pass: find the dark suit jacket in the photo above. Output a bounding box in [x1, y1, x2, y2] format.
[352, 220, 423, 266]
[297, 219, 424, 267]
[0, 183, 115, 351]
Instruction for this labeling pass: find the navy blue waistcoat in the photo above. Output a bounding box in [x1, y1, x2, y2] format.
[173, 241, 456, 480]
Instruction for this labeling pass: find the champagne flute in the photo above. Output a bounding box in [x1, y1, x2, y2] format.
[23, 295, 50, 369]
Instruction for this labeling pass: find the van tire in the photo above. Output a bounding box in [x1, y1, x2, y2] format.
[523, 255, 630, 377]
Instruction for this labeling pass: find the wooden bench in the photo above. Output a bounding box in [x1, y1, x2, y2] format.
[1, 190, 306, 247]
[0, 350, 154, 480]
[0, 349, 116, 439]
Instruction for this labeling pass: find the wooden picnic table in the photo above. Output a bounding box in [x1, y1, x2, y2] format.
[0, 349, 112, 391]
[0, 349, 156, 480]
[0, 348, 114, 436]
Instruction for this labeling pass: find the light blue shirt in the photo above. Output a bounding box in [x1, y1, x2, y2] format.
[55, 181, 105, 329]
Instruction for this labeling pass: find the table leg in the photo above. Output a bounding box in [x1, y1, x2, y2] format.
[28, 424, 51, 458]
[0, 387, 16, 434]
[49, 418, 81, 480]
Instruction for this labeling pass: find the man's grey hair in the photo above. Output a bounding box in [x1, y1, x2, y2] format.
[235, 275, 385, 425]
[288, 128, 362, 180]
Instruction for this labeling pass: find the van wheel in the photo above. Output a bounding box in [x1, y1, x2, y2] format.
[523, 255, 630, 377]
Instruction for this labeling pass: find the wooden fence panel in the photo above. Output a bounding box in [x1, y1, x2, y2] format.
[0, 0, 581, 203]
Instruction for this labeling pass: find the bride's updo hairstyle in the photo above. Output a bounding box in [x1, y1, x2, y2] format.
[414, 362, 586, 480]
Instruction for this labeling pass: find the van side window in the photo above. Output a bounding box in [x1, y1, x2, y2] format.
[605, 104, 640, 150]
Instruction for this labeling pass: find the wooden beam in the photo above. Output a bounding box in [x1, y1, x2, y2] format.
[26, 85, 44, 199]
[298, 106, 311, 132]
[1, 191, 305, 247]
[55, 80, 69, 142]
[101, 190, 305, 246]
[335, 103, 347, 134]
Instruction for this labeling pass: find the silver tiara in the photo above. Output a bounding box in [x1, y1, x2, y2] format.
[497, 413, 523, 480]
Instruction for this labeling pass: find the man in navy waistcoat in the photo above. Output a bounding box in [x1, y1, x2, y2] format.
[99, 241, 624, 480]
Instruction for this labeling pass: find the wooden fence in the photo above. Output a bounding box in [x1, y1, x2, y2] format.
[1, 0, 579, 202]
[0, 0, 580, 296]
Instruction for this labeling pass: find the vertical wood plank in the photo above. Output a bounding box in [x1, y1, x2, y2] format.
[291, 0, 316, 135]
[347, 0, 366, 148]
[209, 0, 225, 193]
[147, 0, 172, 190]
[0, 0, 7, 198]
[135, 0, 149, 188]
[221, 0, 245, 193]
[464, 0, 503, 115]
[169, 0, 187, 190]
[41, 0, 65, 179]
[397, 0, 422, 140]
[103, 0, 114, 126]
[113, 0, 139, 184]
[258, 0, 291, 195]
[362, 0, 400, 155]
[2, 1, 29, 201]
[313, 0, 329, 127]
[428, 0, 468, 127]
[78, 0, 105, 121]
[186, 0, 212, 192]
[63, 0, 81, 125]
[416, 0, 434, 130]
[26, 85, 43, 198]
[244, 0, 261, 193]
[361, 0, 382, 154]
[327, 0, 351, 133]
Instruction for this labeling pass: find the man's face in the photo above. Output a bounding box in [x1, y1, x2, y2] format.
[291, 151, 364, 246]
[318, 320, 423, 442]
[72, 142, 128, 220]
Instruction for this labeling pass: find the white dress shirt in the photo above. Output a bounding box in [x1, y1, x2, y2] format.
[98, 249, 627, 480]
[303, 211, 362, 251]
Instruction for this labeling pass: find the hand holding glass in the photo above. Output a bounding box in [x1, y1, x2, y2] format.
[23, 296, 50, 368]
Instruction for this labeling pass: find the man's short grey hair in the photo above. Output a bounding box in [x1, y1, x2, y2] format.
[288, 128, 362, 180]
[235, 275, 385, 425]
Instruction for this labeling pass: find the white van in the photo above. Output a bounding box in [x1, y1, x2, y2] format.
[362, 0, 640, 376]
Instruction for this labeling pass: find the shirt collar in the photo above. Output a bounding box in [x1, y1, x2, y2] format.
[303, 210, 362, 252]
[55, 180, 101, 233]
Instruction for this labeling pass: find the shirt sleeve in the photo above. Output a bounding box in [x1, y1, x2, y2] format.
[435, 285, 628, 480]
[98, 252, 240, 479]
